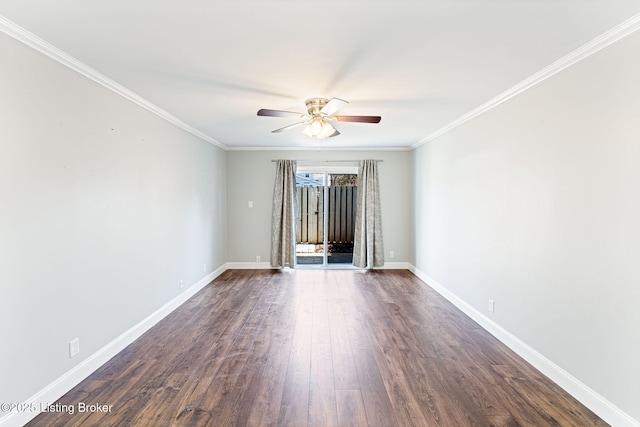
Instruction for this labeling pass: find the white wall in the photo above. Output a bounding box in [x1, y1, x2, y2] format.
[412, 30, 640, 422]
[227, 150, 412, 265]
[0, 31, 227, 414]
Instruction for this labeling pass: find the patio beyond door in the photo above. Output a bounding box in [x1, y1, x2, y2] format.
[295, 170, 357, 266]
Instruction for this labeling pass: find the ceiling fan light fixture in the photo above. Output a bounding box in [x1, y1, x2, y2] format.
[318, 121, 337, 139]
[302, 122, 314, 138]
[258, 97, 380, 139]
[303, 117, 335, 139]
[310, 117, 323, 135]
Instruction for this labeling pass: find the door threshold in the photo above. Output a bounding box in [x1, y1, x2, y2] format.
[295, 264, 359, 270]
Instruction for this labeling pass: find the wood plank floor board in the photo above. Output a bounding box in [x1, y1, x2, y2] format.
[327, 298, 360, 390]
[353, 349, 400, 426]
[386, 301, 437, 351]
[244, 342, 293, 425]
[286, 302, 313, 374]
[400, 363, 452, 425]
[335, 389, 368, 427]
[247, 275, 299, 427]
[412, 356, 492, 426]
[382, 378, 434, 427]
[26, 270, 606, 426]
[176, 373, 238, 426]
[308, 343, 339, 427]
[492, 365, 607, 427]
[196, 296, 280, 425]
[126, 372, 187, 427]
[245, 358, 288, 427]
[308, 287, 339, 426]
[342, 308, 375, 351]
[248, 360, 286, 422]
[215, 372, 261, 427]
[370, 326, 412, 381]
[276, 370, 309, 426]
[177, 358, 235, 422]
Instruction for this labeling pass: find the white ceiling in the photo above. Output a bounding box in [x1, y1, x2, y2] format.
[1, 1, 639, 150]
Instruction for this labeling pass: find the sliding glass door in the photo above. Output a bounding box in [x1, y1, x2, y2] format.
[295, 167, 357, 267]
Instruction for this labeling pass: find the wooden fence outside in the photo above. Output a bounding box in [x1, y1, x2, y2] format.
[296, 186, 358, 244]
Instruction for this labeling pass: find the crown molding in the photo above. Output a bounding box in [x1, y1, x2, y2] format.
[227, 145, 412, 152]
[411, 12, 640, 149]
[0, 15, 228, 151]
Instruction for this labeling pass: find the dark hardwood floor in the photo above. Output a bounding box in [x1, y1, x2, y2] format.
[27, 269, 606, 426]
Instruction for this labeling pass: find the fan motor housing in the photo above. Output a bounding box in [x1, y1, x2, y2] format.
[305, 98, 329, 116]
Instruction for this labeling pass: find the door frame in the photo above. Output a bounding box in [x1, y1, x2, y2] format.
[295, 165, 358, 268]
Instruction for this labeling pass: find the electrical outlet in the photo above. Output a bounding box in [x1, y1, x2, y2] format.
[69, 338, 80, 358]
[389, 250, 395, 258]
[248, 201, 253, 208]
[489, 299, 495, 313]
[180, 279, 184, 289]
[256, 255, 261, 263]
[203, 263, 207, 273]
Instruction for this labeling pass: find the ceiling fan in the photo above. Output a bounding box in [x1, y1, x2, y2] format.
[257, 97, 381, 139]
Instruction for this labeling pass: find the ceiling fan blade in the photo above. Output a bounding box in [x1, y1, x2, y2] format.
[320, 97, 348, 116]
[328, 128, 340, 138]
[334, 115, 381, 123]
[272, 122, 306, 133]
[258, 108, 305, 118]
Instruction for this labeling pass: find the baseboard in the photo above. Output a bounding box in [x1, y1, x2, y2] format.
[0, 264, 227, 427]
[225, 261, 275, 269]
[377, 261, 409, 269]
[225, 261, 409, 270]
[407, 264, 640, 427]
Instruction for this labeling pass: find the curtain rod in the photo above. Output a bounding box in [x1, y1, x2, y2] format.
[271, 159, 382, 163]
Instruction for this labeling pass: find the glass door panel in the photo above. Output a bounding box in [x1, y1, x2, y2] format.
[295, 173, 325, 265]
[327, 174, 357, 265]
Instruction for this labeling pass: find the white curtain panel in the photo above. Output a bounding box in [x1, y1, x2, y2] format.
[353, 160, 384, 268]
[270, 160, 297, 268]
